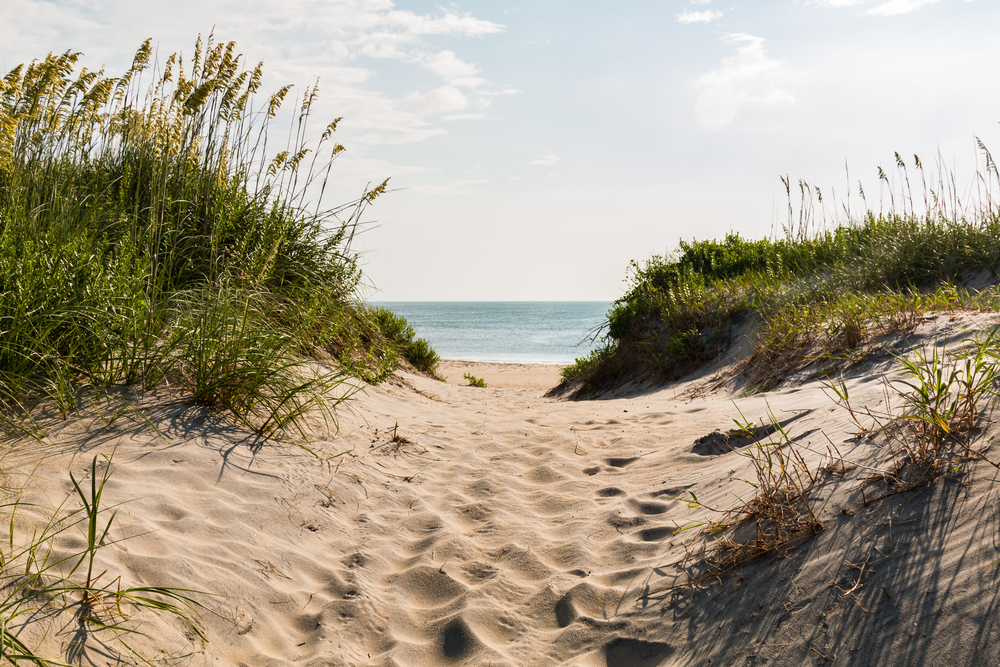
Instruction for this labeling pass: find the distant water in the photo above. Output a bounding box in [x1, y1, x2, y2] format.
[375, 302, 611, 364]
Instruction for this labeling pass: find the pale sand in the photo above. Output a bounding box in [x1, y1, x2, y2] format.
[7, 312, 1000, 665]
[437, 359, 565, 390]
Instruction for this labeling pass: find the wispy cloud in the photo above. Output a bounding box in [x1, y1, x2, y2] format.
[814, 0, 941, 12]
[693, 33, 794, 131]
[0, 0, 507, 146]
[530, 154, 560, 166]
[867, 0, 941, 15]
[419, 50, 480, 80]
[403, 86, 471, 115]
[677, 10, 723, 24]
[814, 0, 866, 6]
[410, 179, 489, 195]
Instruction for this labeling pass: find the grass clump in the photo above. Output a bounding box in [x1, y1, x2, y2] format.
[0, 35, 438, 435]
[0, 455, 211, 664]
[654, 331, 1000, 595]
[464, 373, 487, 388]
[563, 152, 1000, 396]
[368, 307, 441, 376]
[655, 411, 822, 595]
[826, 327, 1000, 489]
[0, 34, 444, 662]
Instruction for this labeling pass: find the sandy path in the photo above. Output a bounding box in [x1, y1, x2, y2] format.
[436, 359, 565, 390]
[9, 315, 1000, 666]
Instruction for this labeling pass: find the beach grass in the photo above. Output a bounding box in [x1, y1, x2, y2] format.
[0, 453, 214, 664]
[463, 372, 487, 388]
[561, 150, 1000, 396]
[0, 35, 437, 436]
[0, 34, 447, 663]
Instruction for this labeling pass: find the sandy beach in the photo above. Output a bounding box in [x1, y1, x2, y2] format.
[437, 359, 566, 390]
[8, 312, 1000, 666]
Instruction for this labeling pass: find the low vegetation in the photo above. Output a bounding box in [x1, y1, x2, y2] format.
[0, 35, 438, 437]
[0, 35, 443, 663]
[647, 326, 1000, 596]
[369, 307, 441, 377]
[464, 372, 487, 388]
[561, 150, 1000, 396]
[0, 454, 213, 664]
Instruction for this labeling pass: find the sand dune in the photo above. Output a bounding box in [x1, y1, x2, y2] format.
[7, 313, 1000, 665]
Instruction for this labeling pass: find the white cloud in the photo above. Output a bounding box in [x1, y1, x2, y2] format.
[693, 33, 794, 131]
[867, 0, 941, 15]
[530, 154, 560, 166]
[442, 113, 488, 120]
[0, 0, 508, 147]
[403, 85, 470, 115]
[419, 49, 479, 80]
[411, 178, 489, 195]
[449, 77, 488, 89]
[324, 67, 377, 85]
[814, 0, 866, 6]
[380, 10, 504, 36]
[676, 10, 723, 24]
[814, 0, 940, 12]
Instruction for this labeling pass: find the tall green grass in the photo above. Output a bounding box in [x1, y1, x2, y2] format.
[563, 151, 1000, 396]
[0, 35, 436, 434]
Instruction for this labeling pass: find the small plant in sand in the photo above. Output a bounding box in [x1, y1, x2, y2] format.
[463, 373, 487, 388]
[67, 456, 210, 641]
[0, 455, 210, 664]
[659, 408, 822, 594]
[826, 328, 1000, 490]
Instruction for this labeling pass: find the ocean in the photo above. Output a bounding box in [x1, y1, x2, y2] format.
[375, 302, 611, 364]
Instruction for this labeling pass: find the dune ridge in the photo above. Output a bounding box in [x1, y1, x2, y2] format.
[6, 312, 1000, 666]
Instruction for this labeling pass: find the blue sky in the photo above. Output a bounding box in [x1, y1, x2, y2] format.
[4, 1, 1000, 300]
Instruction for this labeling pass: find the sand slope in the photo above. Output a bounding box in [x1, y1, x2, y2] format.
[7, 313, 1000, 666]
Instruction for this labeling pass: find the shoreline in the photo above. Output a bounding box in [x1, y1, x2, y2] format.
[441, 357, 569, 366]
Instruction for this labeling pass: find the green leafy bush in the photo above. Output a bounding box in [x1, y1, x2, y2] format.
[0, 35, 395, 433]
[464, 373, 487, 388]
[365, 306, 440, 377]
[407, 338, 441, 375]
[564, 196, 1000, 396]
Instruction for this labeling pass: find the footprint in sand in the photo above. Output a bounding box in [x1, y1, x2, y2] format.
[388, 565, 468, 609]
[606, 512, 646, 531]
[554, 582, 621, 628]
[489, 544, 554, 581]
[635, 527, 672, 542]
[604, 638, 674, 667]
[525, 464, 567, 484]
[605, 456, 639, 468]
[440, 617, 483, 661]
[627, 498, 671, 515]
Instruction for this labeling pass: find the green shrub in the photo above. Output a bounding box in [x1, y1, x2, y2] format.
[565, 206, 1000, 396]
[464, 373, 487, 388]
[370, 307, 416, 346]
[0, 35, 391, 432]
[407, 338, 441, 375]
[362, 306, 440, 377]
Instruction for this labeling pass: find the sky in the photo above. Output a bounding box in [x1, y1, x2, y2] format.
[3, 0, 1000, 301]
